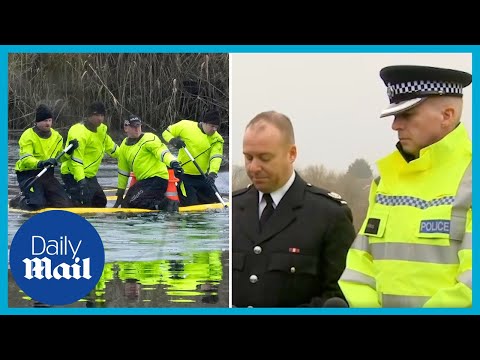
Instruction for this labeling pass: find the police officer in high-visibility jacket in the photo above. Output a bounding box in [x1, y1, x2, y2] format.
[61, 101, 119, 207]
[161, 109, 224, 206]
[339, 65, 472, 308]
[112, 114, 183, 212]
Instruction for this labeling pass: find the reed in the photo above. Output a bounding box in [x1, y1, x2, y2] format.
[8, 53, 229, 139]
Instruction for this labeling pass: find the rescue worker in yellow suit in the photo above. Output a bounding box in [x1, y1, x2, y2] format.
[112, 114, 183, 212]
[339, 65, 472, 308]
[161, 109, 224, 206]
[11, 104, 78, 210]
[61, 101, 119, 207]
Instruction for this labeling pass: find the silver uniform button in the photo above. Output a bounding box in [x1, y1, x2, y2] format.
[253, 246, 262, 254]
[249, 274, 258, 283]
[290, 267, 296, 274]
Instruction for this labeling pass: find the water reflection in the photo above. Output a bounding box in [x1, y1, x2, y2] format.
[91, 252, 223, 307]
[8, 139, 230, 308]
[9, 251, 229, 308]
[89, 251, 226, 307]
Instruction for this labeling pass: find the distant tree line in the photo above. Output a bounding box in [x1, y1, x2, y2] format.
[232, 158, 373, 231]
[8, 53, 229, 142]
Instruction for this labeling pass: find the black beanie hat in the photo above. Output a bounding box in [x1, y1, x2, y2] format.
[87, 101, 106, 116]
[202, 110, 221, 126]
[35, 104, 53, 122]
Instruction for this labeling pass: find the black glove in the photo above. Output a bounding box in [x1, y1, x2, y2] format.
[170, 137, 186, 150]
[66, 139, 79, 155]
[37, 158, 58, 169]
[169, 160, 184, 177]
[205, 172, 217, 186]
[77, 178, 91, 205]
[113, 189, 125, 208]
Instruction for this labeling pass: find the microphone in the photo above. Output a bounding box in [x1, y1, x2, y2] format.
[323, 297, 349, 308]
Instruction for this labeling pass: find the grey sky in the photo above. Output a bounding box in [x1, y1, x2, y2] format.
[231, 53, 472, 174]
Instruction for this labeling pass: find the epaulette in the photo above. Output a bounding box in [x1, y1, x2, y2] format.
[305, 183, 348, 205]
[233, 183, 253, 197]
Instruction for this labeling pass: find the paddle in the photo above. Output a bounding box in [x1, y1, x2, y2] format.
[181, 146, 228, 208]
[10, 143, 74, 205]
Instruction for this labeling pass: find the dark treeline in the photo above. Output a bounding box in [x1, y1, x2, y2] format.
[8, 53, 229, 142]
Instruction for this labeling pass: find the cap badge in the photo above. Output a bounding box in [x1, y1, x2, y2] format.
[386, 85, 394, 99]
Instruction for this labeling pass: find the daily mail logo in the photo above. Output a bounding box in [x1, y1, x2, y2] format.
[24, 235, 91, 280]
[9, 210, 104, 306]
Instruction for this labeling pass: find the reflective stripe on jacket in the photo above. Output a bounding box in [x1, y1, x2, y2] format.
[162, 120, 224, 175]
[339, 123, 472, 308]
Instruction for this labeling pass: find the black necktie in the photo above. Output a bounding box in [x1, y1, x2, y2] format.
[259, 193, 274, 232]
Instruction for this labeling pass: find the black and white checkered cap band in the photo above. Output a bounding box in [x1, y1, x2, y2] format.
[387, 80, 463, 100]
[125, 116, 141, 125]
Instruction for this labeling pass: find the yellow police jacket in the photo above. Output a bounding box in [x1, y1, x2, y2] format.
[116, 132, 176, 190]
[60, 122, 119, 181]
[339, 123, 472, 308]
[162, 120, 224, 175]
[15, 128, 65, 172]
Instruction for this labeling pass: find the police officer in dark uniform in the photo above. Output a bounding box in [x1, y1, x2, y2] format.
[232, 111, 356, 307]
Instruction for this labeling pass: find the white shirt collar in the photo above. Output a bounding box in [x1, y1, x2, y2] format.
[258, 171, 296, 209]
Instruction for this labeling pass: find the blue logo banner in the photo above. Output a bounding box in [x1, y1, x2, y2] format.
[9, 210, 105, 305]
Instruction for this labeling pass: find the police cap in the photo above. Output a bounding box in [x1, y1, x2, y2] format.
[379, 65, 472, 118]
[124, 114, 142, 127]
